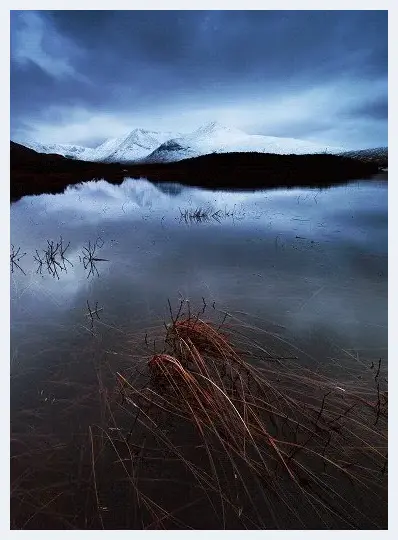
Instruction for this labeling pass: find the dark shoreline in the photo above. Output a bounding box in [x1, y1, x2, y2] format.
[11, 141, 383, 201]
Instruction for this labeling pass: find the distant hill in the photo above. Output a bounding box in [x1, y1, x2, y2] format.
[10, 141, 382, 202]
[339, 147, 388, 168]
[138, 151, 381, 189]
[11, 141, 68, 166]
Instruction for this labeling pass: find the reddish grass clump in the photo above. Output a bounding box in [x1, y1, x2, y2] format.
[116, 307, 388, 529]
[166, 315, 241, 368]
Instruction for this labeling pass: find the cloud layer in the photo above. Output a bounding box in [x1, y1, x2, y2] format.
[11, 10, 388, 149]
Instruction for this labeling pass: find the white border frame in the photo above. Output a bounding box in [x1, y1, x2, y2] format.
[3, 2, 394, 538]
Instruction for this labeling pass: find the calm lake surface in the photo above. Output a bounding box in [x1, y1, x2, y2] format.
[10, 175, 388, 529]
[11, 175, 387, 374]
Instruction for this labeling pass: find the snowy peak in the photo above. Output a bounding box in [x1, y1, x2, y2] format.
[21, 141, 90, 160]
[186, 122, 248, 148]
[192, 121, 245, 137]
[118, 128, 175, 151]
[86, 128, 180, 163]
[144, 122, 346, 163]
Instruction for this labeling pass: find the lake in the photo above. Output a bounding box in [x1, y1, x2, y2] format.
[10, 174, 388, 529]
[11, 175, 388, 367]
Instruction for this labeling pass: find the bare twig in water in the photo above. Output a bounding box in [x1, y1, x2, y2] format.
[178, 207, 231, 225]
[34, 237, 73, 278]
[81, 238, 108, 279]
[10, 245, 26, 275]
[374, 357, 382, 382]
[33, 250, 44, 274]
[85, 300, 103, 329]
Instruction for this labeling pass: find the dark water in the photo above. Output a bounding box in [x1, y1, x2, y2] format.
[10, 175, 388, 528]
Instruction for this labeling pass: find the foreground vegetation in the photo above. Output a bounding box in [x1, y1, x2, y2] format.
[11, 303, 387, 529]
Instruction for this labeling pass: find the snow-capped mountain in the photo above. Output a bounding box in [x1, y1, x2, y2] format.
[84, 128, 179, 163]
[21, 141, 89, 160]
[143, 121, 345, 163]
[19, 122, 347, 165]
[21, 128, 180, 163]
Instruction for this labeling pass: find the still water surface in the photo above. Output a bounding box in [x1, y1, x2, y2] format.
[11, 176, 387, 374]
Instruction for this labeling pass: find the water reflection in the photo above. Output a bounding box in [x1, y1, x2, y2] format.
[10, 244, 27, 275]
[11, 176, 387, 370]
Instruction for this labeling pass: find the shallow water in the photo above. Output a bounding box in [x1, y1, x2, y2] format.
[10, 175, 388, 529]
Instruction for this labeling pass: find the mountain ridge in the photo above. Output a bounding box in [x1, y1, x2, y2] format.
[143, 122, 346, 163]
[18, 121, 351, 164]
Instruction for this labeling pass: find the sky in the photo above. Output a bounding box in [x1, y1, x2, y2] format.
[10, 10, 388, 150]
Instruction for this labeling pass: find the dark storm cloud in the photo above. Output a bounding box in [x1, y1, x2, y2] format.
[48, 11, 387, 80]
[347, 96, 388, 121]
[11, 10, 388, 148]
